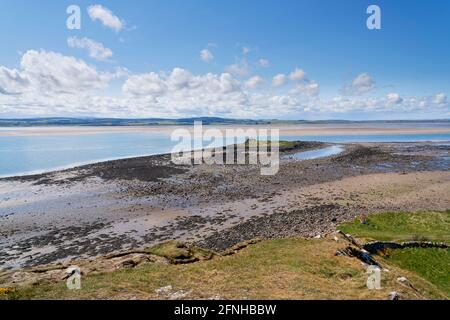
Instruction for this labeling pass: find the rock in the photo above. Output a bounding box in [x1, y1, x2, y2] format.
[145, 241, 214, 264]
[336, 246, 381, 267]
[336, 230, 363, 248]
[169, 289, 193, 300]
[397, 276, 408, 284]
[363, 241, 450, 254]
[155, 285, 192, 300]
[397, 277, 411, 286]
[397, 276, 417, 291]
[155, 285, 173, 295]
[389, 291, 400, 300]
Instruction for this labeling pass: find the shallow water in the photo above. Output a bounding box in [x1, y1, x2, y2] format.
[283, 145, 344, 160]
[0, 130, 449, 178]
[280, 133, 450, 143]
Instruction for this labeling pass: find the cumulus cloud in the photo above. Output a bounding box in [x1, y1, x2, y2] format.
[123, 68, 242, 99]
[342, 73, 375, 95]
[122, 72, 167, 97]
[433, 93, 447, 104]
[289, 68, 306, 82]
[67, 36, 113, 61]
[272, 74, 287, 87]
[0, 51, 448, 119]
[242, 46, 251, 55]
[289, 81, 320, 97]
[15, 50, 108, 94]
[88, 5, 124, 32]
[225, 60, 250, 77]
[258, 59, 269, 68]
[244, 76, 264, 89]
[120, 69, 247, 116]
[387, 93, 403, 104]
[0, 66, 29, 95]
[200, 49, 214, 62]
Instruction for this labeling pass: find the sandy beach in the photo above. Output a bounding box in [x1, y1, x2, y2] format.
[1, 123, 450, 137]
[1, 140, 449, 269]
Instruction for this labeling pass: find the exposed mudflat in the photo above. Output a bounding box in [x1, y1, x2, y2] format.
[0, 141, 449, 269]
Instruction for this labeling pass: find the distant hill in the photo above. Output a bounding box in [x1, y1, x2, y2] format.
[0, 117, 269, 127]
[0, 117, 448, 127]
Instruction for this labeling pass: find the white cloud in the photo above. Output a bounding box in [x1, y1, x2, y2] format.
[123, 72, 167, 97]
[290, 81, 320, 97]
[433, 93, 447, 104]
[225, 60, 250, 77]
[245, 76, 264, 89]
[88, 5, 124, 32]
[67, 36, 113, 61]
[167, 68, 195, 90]
[0, 66, 29, 94]
[387, 93, 403, 104]
[342, 73, 375, 95]
[19, 50, 108, 93]
[200, 49, 214, 62]
[258, 58, 269, 68]
[120, 69, 246, 117]
[123, 68, 242, 99]
[289, 68, 306, 82]
[0, 51, 448, 119]
[272, 74, 287, 87]
[242, 46, 251, 55]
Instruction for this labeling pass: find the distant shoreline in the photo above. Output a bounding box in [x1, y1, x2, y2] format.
[1, 123, 450, 137]
[0, 117, 449, 128]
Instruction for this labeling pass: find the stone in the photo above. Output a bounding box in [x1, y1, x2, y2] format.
[389, 291, 399, 300]
[155, 285, 173, 295]
[396, 276, 417, 291]
[169, 289, 193, 300]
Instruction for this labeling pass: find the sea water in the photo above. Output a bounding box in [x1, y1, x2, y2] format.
[0, 130, 449, 178]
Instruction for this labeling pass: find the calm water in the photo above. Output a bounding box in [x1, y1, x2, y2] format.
[283, 145, 344, 160]
[0, 131, 449, 178]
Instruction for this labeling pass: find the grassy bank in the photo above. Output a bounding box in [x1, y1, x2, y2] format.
[2, 211, 449, 300]
[338, 210, 450, 242]
[339, 211, 450, 296]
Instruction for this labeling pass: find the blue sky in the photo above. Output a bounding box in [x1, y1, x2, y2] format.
[0, 0, 448, 119]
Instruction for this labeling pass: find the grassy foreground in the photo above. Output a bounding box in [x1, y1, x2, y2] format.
[339, 211, 450, 296]
[339, 210, 450, 242]
[2, 211, 449, 300]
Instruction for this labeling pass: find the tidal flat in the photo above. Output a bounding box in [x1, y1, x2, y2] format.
[0, 140, 449, 270]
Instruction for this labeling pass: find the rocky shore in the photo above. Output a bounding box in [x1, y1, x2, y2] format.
[1, 141, 449, 270]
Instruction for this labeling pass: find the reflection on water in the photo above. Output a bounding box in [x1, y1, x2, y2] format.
[283, 145, 344, 160]
[281, 133, 450, 143]
[0, 131, 449, 178]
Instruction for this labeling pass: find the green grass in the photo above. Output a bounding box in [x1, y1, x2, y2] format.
[339, 210, 450, 297]
[386, 248, 450, 296]
[3, 238, 405, 300]
[338, 210, 450, 242]
[3, 211, 449, 300]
